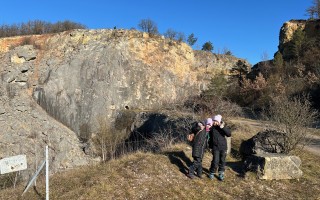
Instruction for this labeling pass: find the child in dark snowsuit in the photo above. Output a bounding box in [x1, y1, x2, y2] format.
[187, 119, 212, 179]
[208, 115, 231, 181]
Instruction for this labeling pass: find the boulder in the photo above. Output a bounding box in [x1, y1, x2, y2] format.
[240, 129, 286, 157]
[240, 130, 303, 180]
[244, 153, 303, 180]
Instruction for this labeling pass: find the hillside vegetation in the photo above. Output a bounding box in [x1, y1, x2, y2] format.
[0, 15, 319, 200]
[0, 118, 319, 200]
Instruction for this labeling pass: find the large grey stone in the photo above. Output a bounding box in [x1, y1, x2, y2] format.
[244, 153, 303, 180]
[240, 129, 286, 157]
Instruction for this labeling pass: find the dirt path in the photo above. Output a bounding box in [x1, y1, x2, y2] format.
[304, 134, 320, 155]
[230, 118, 320, 156]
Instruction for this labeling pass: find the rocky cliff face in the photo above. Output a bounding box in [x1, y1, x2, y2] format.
[278, 19, 320, 53]
[0, 29, 244, 175]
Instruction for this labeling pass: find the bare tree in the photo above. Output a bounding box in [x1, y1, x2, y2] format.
[176, 32, 185, 42]
[306, 0, 320, 19]
[92, 116, 127, 161]
[222, 47, 233, 55]
[0, 20, 86, 38]
[138, 18, 159, 36]
[146, 127, 177, 152]
[261, 51, 269, 62]
[263, 94, 318, 153]
[164, 28, 177, 40]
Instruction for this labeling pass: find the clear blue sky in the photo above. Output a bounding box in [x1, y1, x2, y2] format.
[0, 0, 311, 65]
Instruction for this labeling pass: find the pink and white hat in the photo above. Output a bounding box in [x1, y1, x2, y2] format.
[213, 115, 222, 123]
[206, 118, 213, 126]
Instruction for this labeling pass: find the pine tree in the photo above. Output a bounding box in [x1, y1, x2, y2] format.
[187, 33, 197, 46]
[273, 52, 284, 67]
[202, 41, 213, 52]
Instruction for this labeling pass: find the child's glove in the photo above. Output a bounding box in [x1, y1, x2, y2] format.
[219, 121, 225, 129]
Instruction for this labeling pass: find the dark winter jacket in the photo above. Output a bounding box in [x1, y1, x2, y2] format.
[208, 122, 231, 151]
[191, 129, 208, 158]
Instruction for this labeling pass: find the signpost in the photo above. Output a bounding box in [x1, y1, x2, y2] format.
[1, 146, 49, 200]
[22, 145, 49, 200]
[0, 155, 27, 174]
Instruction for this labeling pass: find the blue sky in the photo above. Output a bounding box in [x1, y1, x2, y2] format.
[0, 0, 311, 65]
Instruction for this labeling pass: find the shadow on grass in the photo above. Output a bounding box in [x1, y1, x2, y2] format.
[164, 151, 192, 175]
[226, 148, 245, 177]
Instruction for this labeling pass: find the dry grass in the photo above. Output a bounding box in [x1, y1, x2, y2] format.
[0, 118, 319, 200]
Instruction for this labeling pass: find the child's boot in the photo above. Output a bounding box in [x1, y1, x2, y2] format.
[218, 171, 225, 181]
[209, 172, 215, 180]
[196, 168, 203, 179]
[187, 166, 195, 179]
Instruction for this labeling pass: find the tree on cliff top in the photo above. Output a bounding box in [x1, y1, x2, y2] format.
[164, 29, 185, 42]
[201, 41, 213, 52]
[138, 18, 159, 36]
[306, 0, 320, 19]
[187, 33, 197, 46]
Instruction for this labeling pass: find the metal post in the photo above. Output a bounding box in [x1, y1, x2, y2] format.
[46, 145, 49, 200]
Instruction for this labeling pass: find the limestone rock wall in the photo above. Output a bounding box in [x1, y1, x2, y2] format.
[278, 19, 320, 54]
[0, 29, 244, 175]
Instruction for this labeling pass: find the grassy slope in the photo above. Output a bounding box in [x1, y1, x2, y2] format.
[1, 118, 319, 200]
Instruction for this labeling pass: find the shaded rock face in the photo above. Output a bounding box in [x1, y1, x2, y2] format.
[239, 129, 286, 157]
[83, 110, 195, 156]
[0, 29, 243, 175]
[124, 111, 193, 151]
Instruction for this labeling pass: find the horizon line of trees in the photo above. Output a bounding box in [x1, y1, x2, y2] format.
[0, 20, 86, 38]
[137, 18, 233, 54]
[1, 18, 233, 55]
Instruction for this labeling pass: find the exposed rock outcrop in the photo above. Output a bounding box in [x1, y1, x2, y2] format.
[278, 19, 320, 57]
[0, 29, 246, 176]
[1, 29, 246, 138]
[0, 84, 91, 179]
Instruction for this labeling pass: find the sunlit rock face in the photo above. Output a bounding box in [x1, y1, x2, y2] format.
[278, 19, 320, 56]
[0, 29, 244, 175]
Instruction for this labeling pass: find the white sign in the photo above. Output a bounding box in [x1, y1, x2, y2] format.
[0, 155, 27, 174]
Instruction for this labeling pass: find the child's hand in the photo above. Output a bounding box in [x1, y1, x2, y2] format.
[187, 134, 194, 141]
[219, 121, 225, 129]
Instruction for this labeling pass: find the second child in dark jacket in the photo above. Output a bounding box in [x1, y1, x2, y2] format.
[187, 120, 209, 179]
[208, 114, 231, 181]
